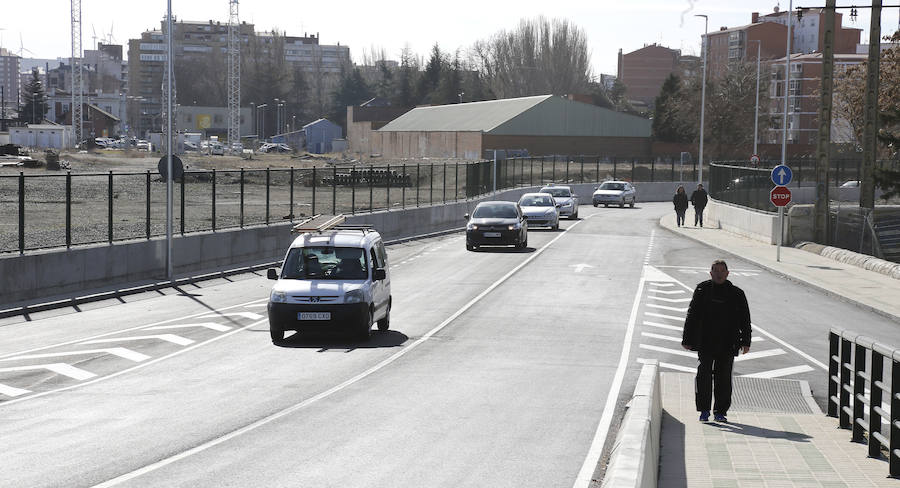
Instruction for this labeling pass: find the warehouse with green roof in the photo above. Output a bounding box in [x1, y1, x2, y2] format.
[349, 94, 651, 160]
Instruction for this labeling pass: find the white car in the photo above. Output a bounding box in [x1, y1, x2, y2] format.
[517, 192, 560, 230]
[592, 180, 636, 208]
[539, 184, 579, 219]
[267, 223, 391, 342]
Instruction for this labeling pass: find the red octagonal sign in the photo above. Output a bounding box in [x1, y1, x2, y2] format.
[770, 186, 792, 207]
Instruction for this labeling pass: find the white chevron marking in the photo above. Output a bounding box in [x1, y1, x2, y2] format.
[0, 363, 96, 380]
[641, 332, 682, 343]
[638, 358, 696, 373]
[644, 312, 685, 322]
[639, 343, 696, 358]
[0, 383, 31, 397]
[740, 365, 814, 379]
[144, 322, 232, 332]
[81, 334, 194, 346]
[647, 296, 692, 303]
[646, 304, 688, 313]
[734, 348, 786, 362]
[643, 321, 683, 332]
[198, 312, 263, 321]
[4, 347, 149, 363]
[648, 289, 687, 295]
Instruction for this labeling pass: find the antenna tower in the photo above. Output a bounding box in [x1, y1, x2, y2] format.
[70, 0, 83, 146]
[227, 0, 241, 152]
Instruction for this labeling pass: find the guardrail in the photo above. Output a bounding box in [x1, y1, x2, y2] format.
[828, 327, 900, 477]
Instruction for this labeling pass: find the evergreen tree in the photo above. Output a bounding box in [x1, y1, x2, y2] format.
[394, 47, 419, 108]
[331, 67, 372, 129]
[435, 52, 463, 105]
[416, 44, 443, 104]
[652, 74, 689, 142]
[19, 70, 48, 124]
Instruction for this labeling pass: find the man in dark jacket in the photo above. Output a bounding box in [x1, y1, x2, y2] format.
[681, 259, 751, 422]
[690, 183, 708, 227]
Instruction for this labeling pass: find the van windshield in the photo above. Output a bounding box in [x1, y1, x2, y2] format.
[282, 247, 368, 280]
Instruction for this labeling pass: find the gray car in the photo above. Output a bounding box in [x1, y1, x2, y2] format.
[539, 185, 579, 219]
[592, 180, 636, 208]
[517, 192, 560, 230]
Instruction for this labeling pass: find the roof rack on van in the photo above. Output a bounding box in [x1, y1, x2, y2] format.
[291, 214, 346, 234]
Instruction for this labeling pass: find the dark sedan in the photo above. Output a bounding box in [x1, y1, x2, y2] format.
[465, 201, 528, 251]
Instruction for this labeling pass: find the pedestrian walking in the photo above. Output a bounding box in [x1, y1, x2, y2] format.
[681, 259, 751, 422]
[690, 183, 708, 227]
[673, 185, 689, 227]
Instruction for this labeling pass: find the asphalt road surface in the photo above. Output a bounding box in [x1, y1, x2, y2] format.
[1, 202, 896, 488]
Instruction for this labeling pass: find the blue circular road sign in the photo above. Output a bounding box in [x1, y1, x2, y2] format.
[771, 165, 793, 186]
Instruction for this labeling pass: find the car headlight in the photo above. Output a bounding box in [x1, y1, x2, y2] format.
[467, 223, 478, 230]
[270, 290, 288, 303]
[508, 223, 522, 230]
[345, 289, 366, 304]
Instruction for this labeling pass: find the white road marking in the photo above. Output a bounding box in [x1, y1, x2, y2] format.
[641, 332, 682, 343]
[81, 334, 194, 347]
[734, 348, 786, 362]
[3, 348, 150, 363]
[648, 283, 675, 288]
[570, 263, 593, 273]
[646, 303, 688, 313]
[98, 215, 600, 488]
[752, 323, 828, 371]
[644, 312, 685, 322]
[638, 357, 696, 373]
[752, 337, 765, 342]
[144, 322, 232, 332]
[0, 383, 31, 397]
[648, 289, 686, 295]
[643, 321, 683, 332]
[243, 303, 267, 308]
[198, 312, 263, 321]
[639, 343, 697, 358]
[647, 296, 691, 303]
[0, 363, 96, 381]
[741, 365, 815, 378]
[653, 265, 758, 272]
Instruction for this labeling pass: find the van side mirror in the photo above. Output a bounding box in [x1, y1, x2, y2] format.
[267, 268, 279, 280]
[464, 213, 470, 220]
[373, 268, 387, 281]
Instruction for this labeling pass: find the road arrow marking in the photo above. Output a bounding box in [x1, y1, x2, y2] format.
[81, 334, 194, 346]
[646, 303, 688, 313]
[741, 365, 814, 379]
[0, 363, 96, 380]
[144, 322, 232, 332]
[734, 348, 785, 362]
[198, 312, 263, 321]
[3, 347, 150, 363]
[0, 383, 31, 397]
[570, 263, 593, 273]
[647, 296, 692, 303]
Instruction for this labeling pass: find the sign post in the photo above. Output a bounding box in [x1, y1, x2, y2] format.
[771, 185, 792, 262]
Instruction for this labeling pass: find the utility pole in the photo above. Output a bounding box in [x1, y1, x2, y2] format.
[696, 14, 709, 184]
[860, 0, 882, 209]
[815, 2, 836, 244]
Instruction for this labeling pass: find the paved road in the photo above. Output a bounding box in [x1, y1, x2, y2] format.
[0, 202, 894, 487]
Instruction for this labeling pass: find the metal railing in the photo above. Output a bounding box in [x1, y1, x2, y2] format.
[1, 155, 699, 254]
[828, 327, 900, 477]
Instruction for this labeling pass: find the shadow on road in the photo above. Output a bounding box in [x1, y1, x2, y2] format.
[472, 246, 536, 254]
[272, 329, 409, 350]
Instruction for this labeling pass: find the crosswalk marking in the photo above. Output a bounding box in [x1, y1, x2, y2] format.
[643, 320, 683, 332]
[81, 334, 194, 347]
[646, 303, 688, 313]
[740, 365, 814, 379]
[0, 383, 31, 397]
[639, 343, 697, 358]
[144, 322, 232, 332]
[0, 363, 96, 381]
[647, 296, 691, 303]
[645, 312, 685, 322]
[3, 347, 150, 363]
[198, 312, 263, 321]
[735, 348, 786, 362]
[641, 332, 682, 343]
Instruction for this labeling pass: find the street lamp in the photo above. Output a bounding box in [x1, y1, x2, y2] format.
[749, 40, 762, 158]
[257, 103, 267, 140]
[695, 14, 708, 184]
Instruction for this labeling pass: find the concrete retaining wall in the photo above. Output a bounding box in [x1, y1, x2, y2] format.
[0, 181, 701, 305]
[601, 360, 661, 488]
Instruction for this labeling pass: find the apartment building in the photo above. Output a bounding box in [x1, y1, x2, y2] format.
[0, 48, 21, 122]
[616, 44, 680, 109]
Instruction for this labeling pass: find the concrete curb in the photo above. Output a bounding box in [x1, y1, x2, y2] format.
[601, 360, 661, 488]
[794, 241, 900, 280]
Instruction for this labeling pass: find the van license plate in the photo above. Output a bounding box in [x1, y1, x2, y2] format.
[299, 312, 331, 320]
[483, 232, 501, 238]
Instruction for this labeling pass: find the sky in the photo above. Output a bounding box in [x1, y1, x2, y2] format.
[3, 0, 899, 77]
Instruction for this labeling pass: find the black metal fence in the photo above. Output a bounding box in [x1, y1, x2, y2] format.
[828, 327, 900, 477]
[1, 155, 700, 254]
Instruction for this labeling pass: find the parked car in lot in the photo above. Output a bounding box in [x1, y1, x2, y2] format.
[539, 184, 579, 219]
[517, 192, 560, 230]
[465, 201, 528, 251]
[259, 142, 292, 153]
[266, 222, 391, 343]
[592, 180, 636, 208]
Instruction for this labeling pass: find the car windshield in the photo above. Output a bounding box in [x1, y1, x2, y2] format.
[542, 188, 571, 197]
[281, 246, 368, 280]
[473, 203, 518, 218]
[519, 195, 554, 206]
[600, 182, 625, 191]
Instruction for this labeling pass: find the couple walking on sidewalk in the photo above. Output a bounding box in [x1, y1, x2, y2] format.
[673, 183, 708, 227]
[681, 259, 752, 423]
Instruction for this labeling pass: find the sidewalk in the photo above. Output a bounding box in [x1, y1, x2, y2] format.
[655, 213, 900, 487]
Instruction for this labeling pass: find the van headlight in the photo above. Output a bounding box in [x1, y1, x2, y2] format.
[345, 289, 366, 304]
[467, 223, 478, 230]
[508, 223, 522, 230]
[270, 290, 288, 303]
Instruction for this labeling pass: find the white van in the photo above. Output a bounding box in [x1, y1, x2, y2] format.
[267, 217, 391, 343]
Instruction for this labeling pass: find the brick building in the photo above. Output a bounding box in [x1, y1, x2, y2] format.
[616, 44, 681, 109]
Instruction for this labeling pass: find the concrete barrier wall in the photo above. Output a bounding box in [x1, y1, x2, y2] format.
[707, 200, 781, 245]
[0, 181, 703, 305]
[601, 361, 661, 488]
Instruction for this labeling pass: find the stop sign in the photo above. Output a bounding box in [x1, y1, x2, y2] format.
[770, 186, 792, 207]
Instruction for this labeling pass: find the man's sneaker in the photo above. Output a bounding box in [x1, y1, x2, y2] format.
[699, 411, 710, 422]
[713, 413, 727, 422]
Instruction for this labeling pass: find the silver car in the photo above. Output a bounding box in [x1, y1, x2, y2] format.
[592, 181, 636, 208]
[539, 185, 579, 219]
[517, 192, 560, 230]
